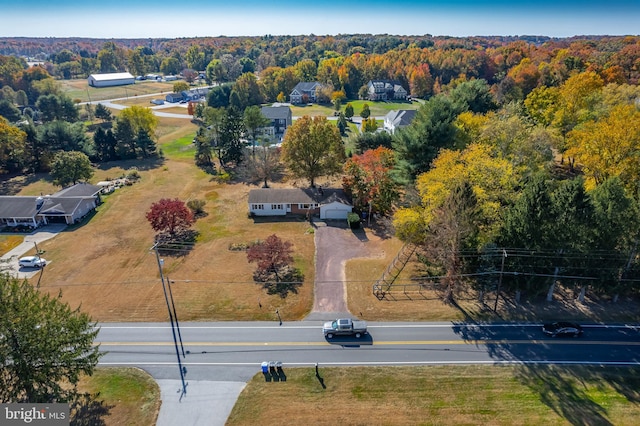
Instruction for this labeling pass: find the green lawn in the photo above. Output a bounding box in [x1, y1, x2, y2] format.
[228, 365, 640, 426]
[344, 99, 420, 116]
[60, 79, 176, 103]
[288, 99, 420, 118]
[159, 133, 197, 160]
[77, 367, 160, 425]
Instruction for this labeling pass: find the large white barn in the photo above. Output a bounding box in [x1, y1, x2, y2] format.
[88, 72, 135, 88]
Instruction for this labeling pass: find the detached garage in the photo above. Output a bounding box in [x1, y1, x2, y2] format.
[88, 72, 135, 87]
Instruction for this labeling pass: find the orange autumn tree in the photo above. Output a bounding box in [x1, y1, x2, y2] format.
[342, 146, 399, 216]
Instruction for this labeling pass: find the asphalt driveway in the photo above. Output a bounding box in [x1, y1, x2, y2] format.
[307, 220, 383, 320]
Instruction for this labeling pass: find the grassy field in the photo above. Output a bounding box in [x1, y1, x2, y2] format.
[76, 367, 159, 425]
[227, 365, 640, 426]
[0, 235, 23, 254]
[60, 79, 176, 103]
[289, 99, 419, 118]
[7, 113, 319, 322]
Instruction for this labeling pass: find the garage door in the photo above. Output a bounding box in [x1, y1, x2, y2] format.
[324, 209, 348, 220]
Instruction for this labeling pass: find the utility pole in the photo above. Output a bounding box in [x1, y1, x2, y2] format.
[494, 249, 507, 312]
[166, 276, 185, 358]
[153, 244, 187, 397]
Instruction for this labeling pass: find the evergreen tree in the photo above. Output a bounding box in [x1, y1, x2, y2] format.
[218, 107, 245, 168]
[344, 103, 354, 120]
[93, 127, 117, 162]
[114, 116, 136, 159]
[392, 95, 461, 183]
[135, 128, 156, 158]
[360, 103, 370, 119]
[194, 126, 215, 174]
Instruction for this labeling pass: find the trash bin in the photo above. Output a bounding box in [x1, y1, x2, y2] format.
[261, 361, 269, 374]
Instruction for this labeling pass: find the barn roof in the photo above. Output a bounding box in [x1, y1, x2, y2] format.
[89, 72, 134, 81]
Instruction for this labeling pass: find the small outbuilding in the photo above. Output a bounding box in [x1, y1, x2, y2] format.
[88, 72, 135, 87]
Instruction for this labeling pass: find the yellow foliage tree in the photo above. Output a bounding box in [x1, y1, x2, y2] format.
[411, 143, 518, 243]
[566, 104, 640, 191]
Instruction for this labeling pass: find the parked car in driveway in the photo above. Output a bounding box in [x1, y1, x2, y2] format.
[18, 256, 47, 268]
[542, 321, 583, 337]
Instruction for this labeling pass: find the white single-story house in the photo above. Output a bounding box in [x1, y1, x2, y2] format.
[88, 72, 135, 87]
[248, 188, 352, 220]
[0, 183, 103, 227]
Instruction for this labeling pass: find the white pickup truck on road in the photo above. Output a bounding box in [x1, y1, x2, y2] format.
[323, 318, 368, 339]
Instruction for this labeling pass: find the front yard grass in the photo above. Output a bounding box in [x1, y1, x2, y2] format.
[344, 99, 419, 116]
[227, 365, 640, 426]
[0, 234, 23, 254]
[76, 367, 159, 425]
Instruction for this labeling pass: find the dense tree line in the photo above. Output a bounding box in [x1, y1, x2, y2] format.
[390, 69, 640, 303]
[2, 35, 639, 104]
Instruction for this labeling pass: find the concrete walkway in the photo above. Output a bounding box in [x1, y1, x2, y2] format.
[156, 380, 246, 426]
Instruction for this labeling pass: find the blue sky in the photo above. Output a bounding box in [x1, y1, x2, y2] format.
[2, 1, 639, 38]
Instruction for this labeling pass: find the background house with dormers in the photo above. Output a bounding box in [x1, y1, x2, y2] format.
[366, 80, 408, 101]
[248, 187, 353, 220]
[289, 82, 322, 104]
[0, 183, 102, 228]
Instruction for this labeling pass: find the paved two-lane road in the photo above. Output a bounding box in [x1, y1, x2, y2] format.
[96, 322, 640, 381]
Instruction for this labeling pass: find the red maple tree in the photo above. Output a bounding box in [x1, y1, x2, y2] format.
[146, 198, 195, 236]
[246, 234, 293, 278]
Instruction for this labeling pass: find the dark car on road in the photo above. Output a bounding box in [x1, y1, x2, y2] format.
[542, 322, 583, 337]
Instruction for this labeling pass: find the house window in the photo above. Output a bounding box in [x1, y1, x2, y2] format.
[300, 203, 310, 209]
[271, 204, 283, 210]
[253, 204, 264, 210]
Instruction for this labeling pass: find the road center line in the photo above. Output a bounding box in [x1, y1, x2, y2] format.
[96, 340, 640, 346]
